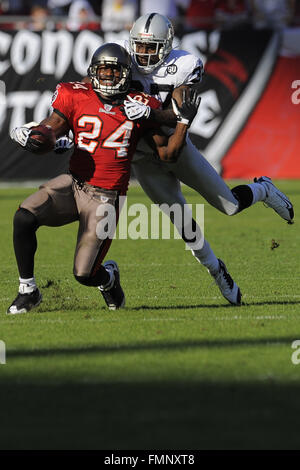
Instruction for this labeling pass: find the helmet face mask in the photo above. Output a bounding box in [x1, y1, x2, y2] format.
[88, 43, 132, 98]
[129, 13, 174, 74]
[131, 41, 164, 69]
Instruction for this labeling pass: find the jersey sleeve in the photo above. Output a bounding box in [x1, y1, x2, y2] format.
[175, 55, 204, 87]
[142, 95, 162, 130]
[148, 95, 162, 110]
[128, 91, 162, 111]
[51, 83, 74, 122]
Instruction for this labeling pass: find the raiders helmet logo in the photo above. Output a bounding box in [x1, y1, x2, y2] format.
[167, 65, 177, 75]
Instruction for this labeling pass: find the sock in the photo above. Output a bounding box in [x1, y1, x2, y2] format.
[98, 268, 114, 291]
[247, 182, 267, 204]
[192, 239, 220, 275]
[231, 184, 254, 211]
[19, 277, 37, 294]
[13, 208, 38, 279]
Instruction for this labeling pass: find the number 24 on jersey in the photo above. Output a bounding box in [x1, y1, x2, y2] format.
[77, 115, 134, 158]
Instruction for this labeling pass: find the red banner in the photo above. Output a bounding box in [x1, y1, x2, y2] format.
[222, 56, 300, 179]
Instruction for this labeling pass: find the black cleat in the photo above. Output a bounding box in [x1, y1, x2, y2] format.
[99, 260, 125, 310]
[7, 288, 42, 314]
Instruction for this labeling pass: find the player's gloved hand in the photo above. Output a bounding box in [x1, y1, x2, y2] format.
[123, 95, 151, 120]
[10, 121, 44, 152]
[10, 126, 31, 147]
[171, 89, 201, 126]
[10, 121, 38, 147]
[54, 136, 74, 154]
[10, 126, 48, 152]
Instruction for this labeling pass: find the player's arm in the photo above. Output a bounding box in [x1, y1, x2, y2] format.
[10, 79, 73, 154]
[148, 107, 177, 126]
[124, 95, 177, 123]
[10, 110, 70, 154]
[146, 89, 201, 163]
[39, 111, 70, 138]
[123, 85, 200, 127]
[150, 85, 191, 126]
[148, 123, 188, 163]
[82, 77, 184, 126]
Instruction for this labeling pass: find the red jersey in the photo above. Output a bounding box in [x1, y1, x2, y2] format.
[51, 82, 161, 192]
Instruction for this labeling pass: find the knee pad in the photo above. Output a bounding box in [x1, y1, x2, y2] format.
[74, 274, 103, 287]
[74, 266, 108, 287]
[13, 207, 39, 232]
[74, 275, 94, 286]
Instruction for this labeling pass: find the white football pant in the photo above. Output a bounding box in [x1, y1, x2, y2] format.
[133, 136, 239, 215]
[132, 136, 240, 270]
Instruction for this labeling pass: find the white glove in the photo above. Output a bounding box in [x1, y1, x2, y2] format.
[23, 121, 39, 128]
[10, 126, 31, 147]
[54, 136, 74, 154]
[123, 95, 151, 120]
[10, 121, 39, 147]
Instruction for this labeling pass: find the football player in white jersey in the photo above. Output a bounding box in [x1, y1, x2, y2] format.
[119, 12, 294, 305]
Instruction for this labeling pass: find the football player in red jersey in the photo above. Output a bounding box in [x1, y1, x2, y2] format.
[8, 43, 201, 314]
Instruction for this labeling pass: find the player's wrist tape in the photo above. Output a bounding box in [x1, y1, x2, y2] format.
[178, 117, 189, 125]
[171, 98, 191, 126]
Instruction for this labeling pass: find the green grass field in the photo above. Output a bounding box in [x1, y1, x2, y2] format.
[0, 180, 299, 450]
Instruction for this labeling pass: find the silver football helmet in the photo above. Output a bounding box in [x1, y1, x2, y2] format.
[88, 43, 132, 97]
[129, 13, 174, 74]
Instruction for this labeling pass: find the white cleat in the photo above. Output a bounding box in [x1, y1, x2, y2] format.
[254, 176, 294, 223]
[210, 259, 242, 306]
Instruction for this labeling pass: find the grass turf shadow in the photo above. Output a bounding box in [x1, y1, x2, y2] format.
[0, 381, 300, 450]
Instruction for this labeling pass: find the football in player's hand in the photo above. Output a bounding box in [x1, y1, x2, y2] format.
[29, 124, 56, 154]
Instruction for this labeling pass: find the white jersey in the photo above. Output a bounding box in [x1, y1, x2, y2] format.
[121, 39, 203, 106]
[119, 39, 203, 158]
